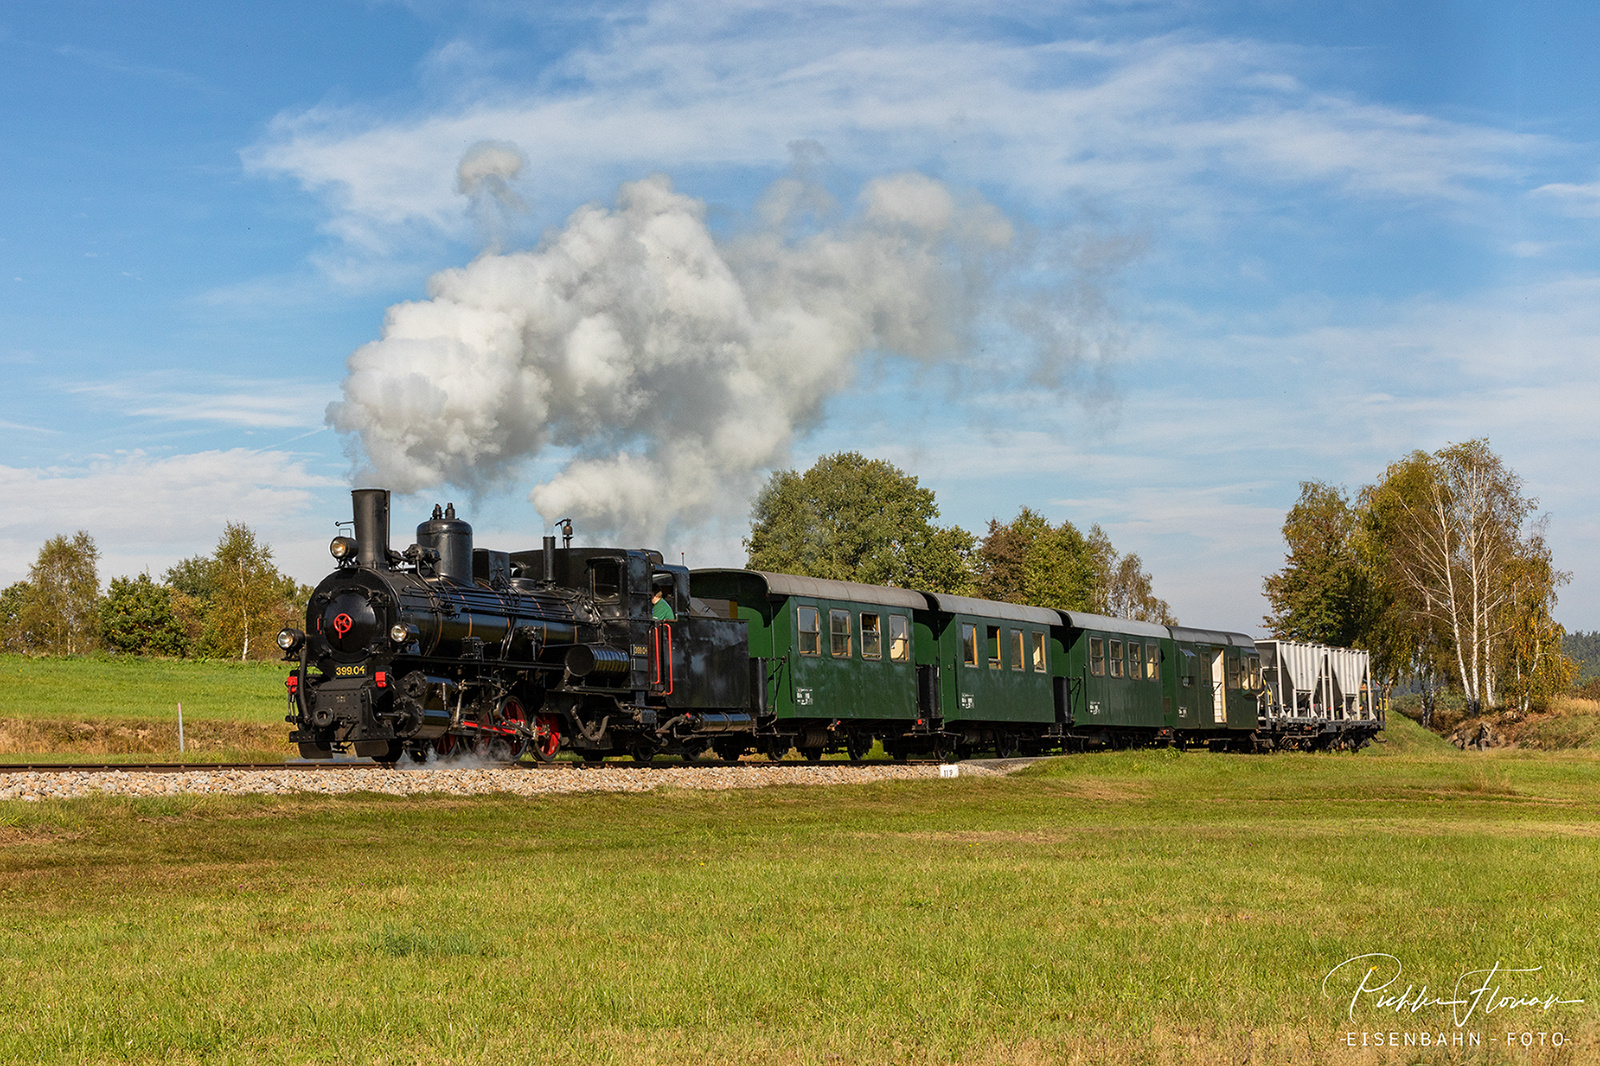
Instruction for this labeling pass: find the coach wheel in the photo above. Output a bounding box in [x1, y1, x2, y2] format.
[630, 739, 657, 766]
[846, 733, 872, 762]
[800, 746, 824, 763]
[530, 712, 562, 763]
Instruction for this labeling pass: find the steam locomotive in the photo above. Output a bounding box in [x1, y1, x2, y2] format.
[282, 490, 1382, 763]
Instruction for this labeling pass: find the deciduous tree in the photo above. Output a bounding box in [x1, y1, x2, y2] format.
[973, 509, 1174, 622]
[0, 581, 32, 653]
[974, 508, 1095, 610]
[1086, 525, 1175, 624]
[17, 532, 101, 656]
[1361, 440, 1562, 716]
[744, 453, 974, 593]
[208, 522, 288, 661]
[1262, 481, 1373, 646]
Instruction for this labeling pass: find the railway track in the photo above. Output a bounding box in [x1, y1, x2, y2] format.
[0, 757, 947, 774]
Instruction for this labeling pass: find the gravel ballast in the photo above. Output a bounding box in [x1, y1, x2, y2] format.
[0, 762, 999, 802]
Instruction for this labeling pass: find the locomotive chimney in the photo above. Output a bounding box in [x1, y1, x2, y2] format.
[542, 535, 556, 583]
[351, 489, 392, 569]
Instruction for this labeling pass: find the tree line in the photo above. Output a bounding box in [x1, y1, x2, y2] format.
[1262, 439, 1575, 724]
[0, 524, 311, 661]
[2, 453, 1179, 659]
[744, 452, 1174, 622]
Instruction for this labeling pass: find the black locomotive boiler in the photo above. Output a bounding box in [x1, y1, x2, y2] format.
[282, 489, 753, 764]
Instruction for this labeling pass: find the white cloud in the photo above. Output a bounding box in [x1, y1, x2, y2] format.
[244, 14, 1546, 267]
[67, 376, 336, 429]
[0, 450, 345, 590]
[1531, 177, 1600, 218]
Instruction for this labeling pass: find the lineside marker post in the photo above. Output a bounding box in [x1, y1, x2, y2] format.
[178, 702, 185, 754]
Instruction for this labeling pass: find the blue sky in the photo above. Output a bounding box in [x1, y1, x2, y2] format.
[3, 0, 1598, 634]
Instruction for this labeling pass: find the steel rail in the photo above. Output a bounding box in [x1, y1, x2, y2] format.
[0, 758, 944, 774]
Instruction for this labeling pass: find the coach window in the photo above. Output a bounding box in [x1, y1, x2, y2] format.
[962, 624, 979, 667]
[987, 626, 1001, 669]
[889, 615, 911, 662]
[861, 613, 882, 660]
[1226, 654, 1241, 690]
[1247, 654, 1261, 690]
[1109, 639, 1123, 678]
[1129, 642, 1143, 681]
[1032, 632, 1047, 672]
[830, 610, 852, 658]
[1146, 642, 1160, 681]
[1090, 637, 1105, 676]
[1010, 629, 1025, 671]
[797, 606, 821, 656]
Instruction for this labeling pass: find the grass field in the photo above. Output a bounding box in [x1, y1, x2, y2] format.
[2, 736, 1597, 1064]
[0, 653, 288, 723]
[0, 653, 294, 762]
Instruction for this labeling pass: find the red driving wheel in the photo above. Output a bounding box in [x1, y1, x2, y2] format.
[531, 712, 562, 762]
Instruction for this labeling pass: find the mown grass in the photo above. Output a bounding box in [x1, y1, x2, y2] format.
[0, 653, 289, 724]
[2, 750, 1597, 1064]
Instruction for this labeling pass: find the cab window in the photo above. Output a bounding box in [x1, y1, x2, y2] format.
[1090, 637, 1105, 676]
[1109, 639, 1123, 678]
[797, 606, 820, 656]
[590, 559, 621, 602]
[830, 610, 852, 658]
[889, 615, 911, 662]
[962, 624, 979, 667]
[861, 613, 882, 660]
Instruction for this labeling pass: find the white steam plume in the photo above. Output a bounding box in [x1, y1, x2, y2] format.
[456, 140, 527, 250]
[329, 164, 1098, 542]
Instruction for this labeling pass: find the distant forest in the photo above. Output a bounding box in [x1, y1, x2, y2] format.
[1563, 631, 1600, 680]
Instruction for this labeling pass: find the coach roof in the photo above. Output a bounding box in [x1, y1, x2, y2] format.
[691, 569, 928, 610]
[921, 592, 1060, 626]
[1056, 610, 1171, 639]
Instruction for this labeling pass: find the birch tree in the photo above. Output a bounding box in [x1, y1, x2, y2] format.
[1362, 441, 1551, 715]
[17, 532, 101, 656]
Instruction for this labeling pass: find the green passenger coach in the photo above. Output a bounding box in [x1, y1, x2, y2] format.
[1165, 627, 1262, 750]
[919, 594, 1062, 755]
[689, 569, 926, 760]
[688, 565, 1377, 760]
[1056, 611, 1173, 745]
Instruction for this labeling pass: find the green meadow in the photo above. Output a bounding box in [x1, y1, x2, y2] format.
[0, 654, 289, 723]
[2, 715, 1596, 1065]
[0, 653, 293, 762]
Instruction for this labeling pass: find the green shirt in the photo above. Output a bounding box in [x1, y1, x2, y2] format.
[652, 597, 676, 621]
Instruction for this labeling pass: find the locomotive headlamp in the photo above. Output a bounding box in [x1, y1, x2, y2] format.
[389, 623, 417, 644]
[276, 627, 305, 652]
[329, 536, 358, 561]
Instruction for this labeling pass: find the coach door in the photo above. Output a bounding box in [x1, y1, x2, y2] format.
[1209, 649, 1226, 724]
